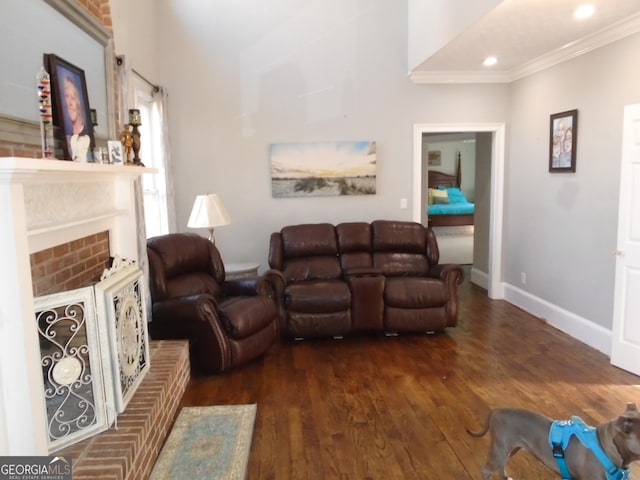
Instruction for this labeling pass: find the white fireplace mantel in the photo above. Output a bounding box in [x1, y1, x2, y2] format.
[0, 157, 156, 455]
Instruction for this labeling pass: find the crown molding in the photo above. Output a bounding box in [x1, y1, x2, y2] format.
[409, 69, 512, 84]
[410, 12, 640, 85]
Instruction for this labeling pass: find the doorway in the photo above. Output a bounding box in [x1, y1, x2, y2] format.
[412, 123, 506, 300]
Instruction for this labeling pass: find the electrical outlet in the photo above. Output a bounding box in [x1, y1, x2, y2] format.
[400, 198, 407, 209]
[521, 272, 526, 284]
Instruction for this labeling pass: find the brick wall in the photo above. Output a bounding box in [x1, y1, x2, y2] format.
[0, 142, 41, 159]
[30, 231, 111, 297]
[55, 340, 191, 480]
[76, 0, 113, 27]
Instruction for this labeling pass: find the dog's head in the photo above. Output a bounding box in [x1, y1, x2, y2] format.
[613, 402, 640, 466]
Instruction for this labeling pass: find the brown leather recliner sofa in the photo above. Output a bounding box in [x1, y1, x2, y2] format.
[147, 233, 280, 372]
[268, 220, 464, 339]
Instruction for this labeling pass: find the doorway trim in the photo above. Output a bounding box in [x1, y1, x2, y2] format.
[413, 122, 506, 299]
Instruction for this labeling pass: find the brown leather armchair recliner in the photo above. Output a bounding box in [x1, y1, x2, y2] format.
[147, 233, 280, 372]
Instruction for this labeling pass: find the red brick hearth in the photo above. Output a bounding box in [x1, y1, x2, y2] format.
[55, 340, 190, 480]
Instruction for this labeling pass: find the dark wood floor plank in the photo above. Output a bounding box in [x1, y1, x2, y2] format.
[180, 276, 640, 479]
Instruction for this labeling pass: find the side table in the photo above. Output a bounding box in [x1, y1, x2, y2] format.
[225, 261, 260, 280]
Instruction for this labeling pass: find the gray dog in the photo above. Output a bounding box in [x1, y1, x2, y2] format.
[467, 403, 640, 479]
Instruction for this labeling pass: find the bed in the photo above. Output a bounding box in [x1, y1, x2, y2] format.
[427, 155, 475, 227]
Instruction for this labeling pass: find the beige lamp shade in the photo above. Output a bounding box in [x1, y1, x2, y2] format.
[187, 194, 231, 242]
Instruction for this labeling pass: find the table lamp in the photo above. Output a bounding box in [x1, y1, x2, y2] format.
[187, 194, 231, 243]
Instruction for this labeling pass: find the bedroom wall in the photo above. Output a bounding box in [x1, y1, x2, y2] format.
[505, 31, 640, 335]
[424, 136, 476, 201]
[473, 132, 492, 276]
[154, 0, 510, 269]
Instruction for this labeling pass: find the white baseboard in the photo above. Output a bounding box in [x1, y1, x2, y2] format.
[503, 283, 612, 356]
[470, 267, 488, 290]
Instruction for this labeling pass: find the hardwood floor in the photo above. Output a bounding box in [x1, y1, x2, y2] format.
[181, 275, 640, 479]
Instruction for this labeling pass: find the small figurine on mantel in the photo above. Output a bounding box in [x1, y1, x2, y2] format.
[120, 124, 134, 164]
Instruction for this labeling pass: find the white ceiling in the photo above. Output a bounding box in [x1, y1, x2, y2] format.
[410, 0, 640, 83]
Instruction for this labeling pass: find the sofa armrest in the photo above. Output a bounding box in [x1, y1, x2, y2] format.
[152, 294, 220, 329]
[150, 294, 232, 372]
[429, 263, 465, 284]
[261, 269, 286, 332]
[223, 276, 272, 297]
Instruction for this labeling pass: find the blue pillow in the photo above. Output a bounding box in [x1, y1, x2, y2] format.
[445, 187, 467, 203]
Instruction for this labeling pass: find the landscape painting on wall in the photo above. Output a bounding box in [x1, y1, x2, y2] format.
[270, 141, 377, 197]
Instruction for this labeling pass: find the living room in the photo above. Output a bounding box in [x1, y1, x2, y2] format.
[109, 0, 638, 359]
[1, 0, 640, 476]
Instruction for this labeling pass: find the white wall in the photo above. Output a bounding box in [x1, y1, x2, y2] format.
[110, 0, 159, 82]
[154, 0, 510, 269]
[407, 0, 502, 72]
[505, 32, 640, 334]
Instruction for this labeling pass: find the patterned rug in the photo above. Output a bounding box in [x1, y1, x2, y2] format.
[150, 404, 256, 480]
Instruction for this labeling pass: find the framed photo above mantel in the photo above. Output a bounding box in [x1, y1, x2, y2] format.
[549, 109, 578, 173]
[45, 53, 95, 162]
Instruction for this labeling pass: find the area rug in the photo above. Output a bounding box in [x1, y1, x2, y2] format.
[150, 404, 256, 480]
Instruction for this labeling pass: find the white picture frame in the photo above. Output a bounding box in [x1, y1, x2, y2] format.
[94, 262, 150, 414]
[34, 287, 112, 452]
[107, 140, 123, 164]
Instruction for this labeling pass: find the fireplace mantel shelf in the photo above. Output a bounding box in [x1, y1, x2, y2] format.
[0, 157, 157, 183]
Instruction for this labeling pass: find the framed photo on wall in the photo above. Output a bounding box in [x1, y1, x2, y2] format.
[549, 109, 578, 173]
[428, 150, 442, 166]
[45, 53, 95, 162]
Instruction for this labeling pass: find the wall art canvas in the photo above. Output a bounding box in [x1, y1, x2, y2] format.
[270, 141, 376, 197]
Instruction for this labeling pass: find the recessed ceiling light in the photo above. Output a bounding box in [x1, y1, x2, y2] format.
[483, 56, 497, 67]
[574, 4, 595, 19]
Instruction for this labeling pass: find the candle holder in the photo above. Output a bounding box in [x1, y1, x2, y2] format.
[128, 109, 144, 166]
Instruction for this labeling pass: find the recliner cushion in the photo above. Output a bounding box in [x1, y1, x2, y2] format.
[373, 252, 429, 277]
[283, 257, 342, 282]
[337, 222, 372, 270]
[281, 223, 337, 258]
[384, 277, 448, 308]
[286, 280, 351, 313]
[217, 296, 277, 340]
[166, 272, 222, 299]
[372, 220, 426, 253]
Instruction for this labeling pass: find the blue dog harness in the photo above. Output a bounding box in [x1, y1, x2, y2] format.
[548, 416, 629, 480]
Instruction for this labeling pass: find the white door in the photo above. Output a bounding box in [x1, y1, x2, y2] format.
[611, 103, 640, 375]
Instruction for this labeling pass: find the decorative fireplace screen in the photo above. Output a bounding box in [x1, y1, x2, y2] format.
[34, 287, 111, 452]
[95, 260, 150, 414]
[34, 259, 150, 452]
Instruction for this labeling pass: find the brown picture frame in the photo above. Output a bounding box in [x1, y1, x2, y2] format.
[549, 109, 577, 173]
[428, 150, 442, 166]
[45, 53, 95, 161]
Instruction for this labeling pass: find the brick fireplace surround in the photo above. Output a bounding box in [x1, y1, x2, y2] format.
[0, 2, 193, 476]
[28, 233, 191, 479]
[58, 340, 190, 480]
[0, 157, 190, 479]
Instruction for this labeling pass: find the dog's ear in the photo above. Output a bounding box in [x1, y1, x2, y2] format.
[625, 402, 638, 412]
